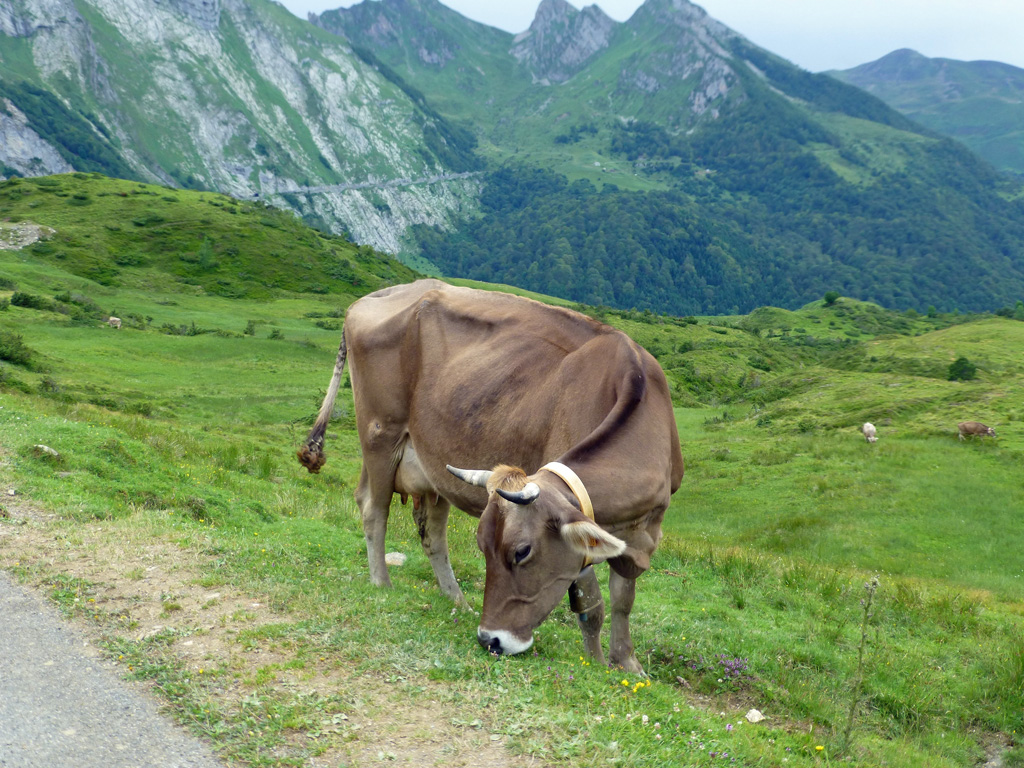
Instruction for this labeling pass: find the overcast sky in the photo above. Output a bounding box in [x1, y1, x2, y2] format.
[278, 0, 1024, 72]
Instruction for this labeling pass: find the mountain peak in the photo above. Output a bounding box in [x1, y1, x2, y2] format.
[883, 48, 927, 61]
[630, 0, 731, 39]
[511, 0, 616, 84]
[530, 0, 577, 26]
[841, 48, 943, 83]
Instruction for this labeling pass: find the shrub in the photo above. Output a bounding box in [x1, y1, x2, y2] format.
[797, 417, 817, 433]
[948, 357, 977, 381]
[824, 290, 840, 306]
[0, 330, 34, 367]
[11, 292, 56, 311]
[159, 322, 212, 336]
[132, 212, 165, 227]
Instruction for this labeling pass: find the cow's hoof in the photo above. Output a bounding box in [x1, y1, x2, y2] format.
[610, 655, 645, 676]
[453, 597, 477, 615]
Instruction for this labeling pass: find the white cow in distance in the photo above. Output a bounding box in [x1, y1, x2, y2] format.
[106, 316, 121, 329]
[861, 422, 878, 443]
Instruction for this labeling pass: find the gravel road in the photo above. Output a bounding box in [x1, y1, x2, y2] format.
[0, 570, 227, 768]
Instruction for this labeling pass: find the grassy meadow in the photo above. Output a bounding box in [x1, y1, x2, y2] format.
[2, 175, 1023, 767]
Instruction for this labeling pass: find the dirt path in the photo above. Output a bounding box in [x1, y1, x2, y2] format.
[0, 492, 535, 768]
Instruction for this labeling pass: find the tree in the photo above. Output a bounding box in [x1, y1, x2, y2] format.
[823, 290, 840, 306]
[948, 357, 977, 381]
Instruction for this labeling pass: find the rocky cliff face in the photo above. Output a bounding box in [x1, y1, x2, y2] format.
[0, 99, 74, 176]
[510, 0, 616, 84]
[621, 0, 741, 119]
[153, 0, 221, 30]
[313, 0, 462, 69]
[0, 0, 77, 38]
[0, 0, 478, 254]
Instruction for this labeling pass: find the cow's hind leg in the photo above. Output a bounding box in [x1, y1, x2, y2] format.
[412, 493, 470, 609]
[355, 464, 392, 588]
[608, 570, 643, 674]
[569, 566, 606, 664]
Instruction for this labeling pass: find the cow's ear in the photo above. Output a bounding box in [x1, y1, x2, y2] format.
[560, 520, 626, 562]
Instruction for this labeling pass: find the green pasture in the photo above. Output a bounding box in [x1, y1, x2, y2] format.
[2, 186, 1024, 766]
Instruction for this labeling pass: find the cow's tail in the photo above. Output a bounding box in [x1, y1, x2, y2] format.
[297, 329, 347, 474]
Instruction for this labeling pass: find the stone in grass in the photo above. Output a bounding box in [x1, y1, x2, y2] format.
[385, 552, 407, 567]
[745, 708, 766, 723]
[32, 444, 61, 461]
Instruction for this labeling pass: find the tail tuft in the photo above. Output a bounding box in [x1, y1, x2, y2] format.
[297, 444, 326, 473]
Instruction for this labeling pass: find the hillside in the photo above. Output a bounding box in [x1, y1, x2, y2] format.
[0, 174, 417, 305]
[0, 0, 480, 252]
[831, 49, 1024, 178]
[320, 0, 1024, 315]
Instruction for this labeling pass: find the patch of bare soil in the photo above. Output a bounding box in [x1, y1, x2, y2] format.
[0, 492, 536, 767]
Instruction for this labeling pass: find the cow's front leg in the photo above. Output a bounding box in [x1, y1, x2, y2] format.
[413, 493, 470, 609]
[608, 569, 643, 674]
[569, 566, 605, 664]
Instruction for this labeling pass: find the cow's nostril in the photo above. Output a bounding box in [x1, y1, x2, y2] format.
[488, 636, 503, 653]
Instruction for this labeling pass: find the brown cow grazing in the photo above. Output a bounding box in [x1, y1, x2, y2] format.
[958, 421, 996, 441]
[298, 279, 684, 672]
[861, 422, 878, 443]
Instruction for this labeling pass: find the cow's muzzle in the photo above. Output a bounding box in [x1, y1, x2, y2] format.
[477, 627, 533, 656]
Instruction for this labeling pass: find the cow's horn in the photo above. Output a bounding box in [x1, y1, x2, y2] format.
[446, 465, 493, 487]
[497, 483, 540, 505]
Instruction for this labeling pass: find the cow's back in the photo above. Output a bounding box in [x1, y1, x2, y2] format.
[404, 284, 619, 451]
[345, 279, 449, 352]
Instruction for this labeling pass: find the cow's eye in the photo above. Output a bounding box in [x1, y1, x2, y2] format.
[513, 544, 532, 565]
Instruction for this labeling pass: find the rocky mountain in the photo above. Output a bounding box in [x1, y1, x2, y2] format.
[0, 0, 480, 252]
[509, 0, 616, 85]
[5, 0, 1024, 315]
[320, 0, 1024, 314]
[317, 0, 919, 166]
[309, 0, 523, 124]
[831, 49, 1024, 177]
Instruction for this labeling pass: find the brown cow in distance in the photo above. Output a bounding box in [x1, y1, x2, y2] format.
[298, 279, 684, 672]
[958, 421, 996, 440]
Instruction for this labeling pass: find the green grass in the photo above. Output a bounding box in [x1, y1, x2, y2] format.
[2, 191, 1023, 766]
[0, 174, 416, 300]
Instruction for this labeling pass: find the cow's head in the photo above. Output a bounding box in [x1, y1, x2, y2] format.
[448, 463, 625, 656]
